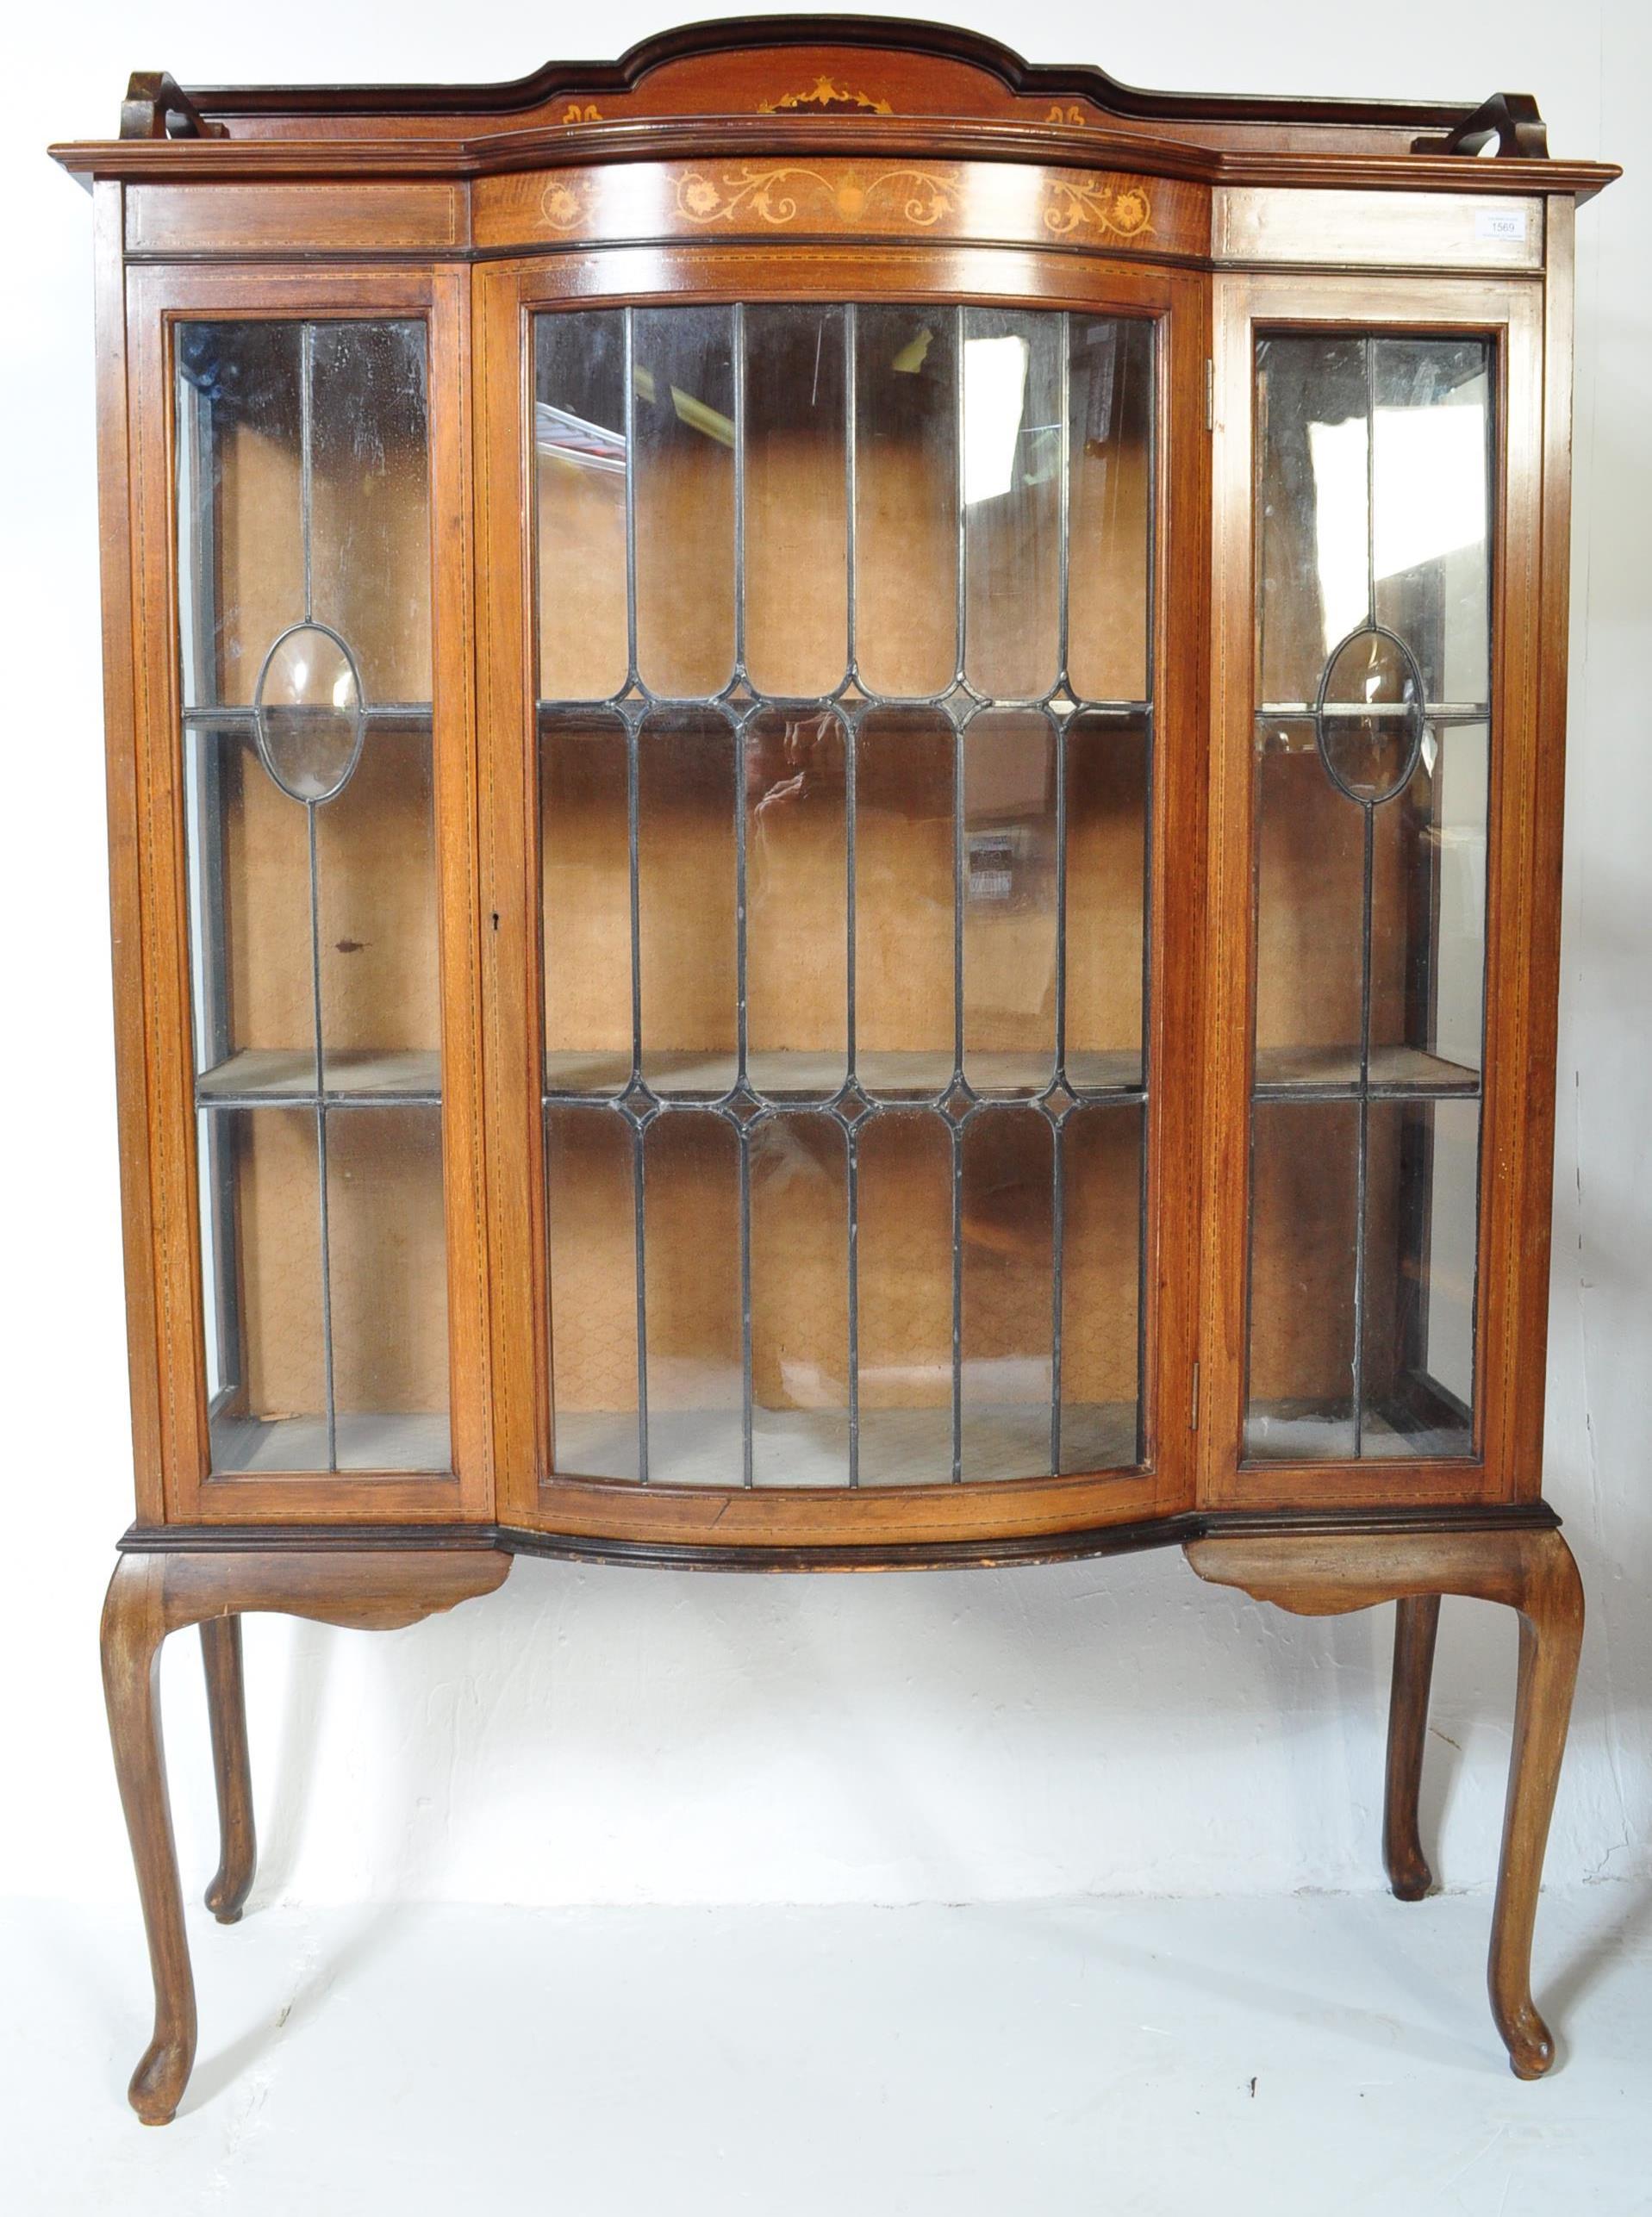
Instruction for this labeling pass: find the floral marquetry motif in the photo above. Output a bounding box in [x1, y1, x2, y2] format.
[675, 164, 957, 227]
[1044, 177, 1153, 240]
[756, 74, 894, 115]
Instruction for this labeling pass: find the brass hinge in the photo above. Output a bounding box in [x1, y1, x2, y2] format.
[1205, 358, 1214, 433]
[1191, 1360, 1201, 1431]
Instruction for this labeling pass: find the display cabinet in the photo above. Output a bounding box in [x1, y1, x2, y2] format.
[53, 20, 1616, 2120]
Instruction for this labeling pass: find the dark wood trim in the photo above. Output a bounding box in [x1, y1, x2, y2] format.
[118, 1498, 1561, 1573]
[119, 20, 1532, 140]
[50, 122, 1619, 202]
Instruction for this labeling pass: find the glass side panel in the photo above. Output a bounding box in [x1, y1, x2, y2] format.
[533, 302, 1156, 1489]
[177, 318, 447, 1474]
[1246, 333, 1491, 1461]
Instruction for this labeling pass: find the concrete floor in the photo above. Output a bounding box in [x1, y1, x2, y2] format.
[5, 1886, 1649, 2214]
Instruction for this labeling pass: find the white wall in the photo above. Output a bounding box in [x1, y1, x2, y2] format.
[3, 1, 1647, 1909]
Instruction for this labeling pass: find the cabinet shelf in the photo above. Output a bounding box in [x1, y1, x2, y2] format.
[1253, 1044, 1480, 1098]
[542, 1048, 1144, 1103]
[196, 1047, 441, 1106]
[553, 1401, 1140, 1489]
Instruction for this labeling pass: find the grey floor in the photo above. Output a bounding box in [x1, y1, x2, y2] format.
[7, 1885, 1649, 2213]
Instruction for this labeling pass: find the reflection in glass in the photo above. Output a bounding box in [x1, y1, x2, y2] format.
[536, 308, 629, 703]
[855, 710, 955, 1097]
[1068, 316, 1153, 704]
[1247, 333, 1491, 1460]
[963, 308, 1062, 700]
[746, 710, 848, 1098]
[1063, 717, 1148, 1092]
[1246, 1099, 1359, 1460]
[326, 1107, 450, 1472]
[176, 318, 447, 1474]
[633, 305, 736, 697]
[1061, 1105, 1144, 1470]
[1361, 1098, 1477, 1457]
[963, 711, 1057, 1092]
[198, 1105, 327, 1473]
[745, 306, 848, 697]
[751, 1115, 851, 1485]
[857, 1112, 954, 1485]
[961, 1107, 1054, 1481]
[546, 1106, 639, 1480]
[254, 623, 363, 803]
[541, 712, 633, 1096]
[638, 710, 737, 1096]
[644, 1112, 743, 1484]
[854, 306, 958, 698]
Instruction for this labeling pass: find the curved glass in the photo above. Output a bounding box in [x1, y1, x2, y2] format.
[534, 302, 1157, 1487]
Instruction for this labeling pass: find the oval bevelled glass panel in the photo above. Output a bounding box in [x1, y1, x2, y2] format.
[1314, 625, 1424, 805]
[254, 624, 365, 803]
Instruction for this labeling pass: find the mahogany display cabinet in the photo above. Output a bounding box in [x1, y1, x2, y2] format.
[53, 18, 1617, 2120]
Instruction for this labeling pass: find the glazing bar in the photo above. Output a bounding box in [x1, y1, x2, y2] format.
[300, 322, 315, 624]
[307, 801, 337, 1470]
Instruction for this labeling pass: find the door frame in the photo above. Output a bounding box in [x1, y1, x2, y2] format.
[473, 240, 1210, 1552]
[1200, 269, 1549, 1511]
[122, 260, 491, 1524]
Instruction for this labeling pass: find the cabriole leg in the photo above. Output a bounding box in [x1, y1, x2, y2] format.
[1185, 1525, 1583, 2078]
[1489, 1538, 1584, 2077]
[1383, 1592, 1442, 1901]
[201, 1616, 256, 1924]
[101, 1544, 511, 2123]
[101, 1557, 195, 2126]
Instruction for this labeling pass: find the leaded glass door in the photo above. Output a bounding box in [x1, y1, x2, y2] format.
[126, 267, 489, 1520]
[1205, 273, 1547, 1509]
[480, 258, 1205, 1543]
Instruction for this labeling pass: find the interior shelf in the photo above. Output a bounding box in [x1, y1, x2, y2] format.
[552, 1402, 1140, 1488]
[1253, 1043, 1481, 1097]
[206, 1409, 452, 1474]
[542, 1047, 1144, 1103]
[196, 1046, 442, 1105]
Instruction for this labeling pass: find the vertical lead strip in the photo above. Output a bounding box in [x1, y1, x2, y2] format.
[1050, 313, 1073, 1474]
[951, 303, 968, 1483]
[1137, 318, 1158, 1467]
[623, 310, 651, 1483]
[843, 305, 863, 1486]
[733, 305, 755, 1486]
[299, 324, 338, 1469]
[1350, 335, 1381, 1457]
